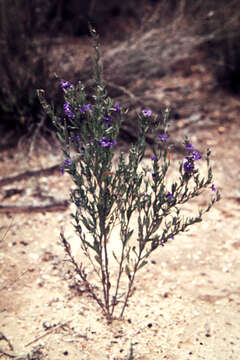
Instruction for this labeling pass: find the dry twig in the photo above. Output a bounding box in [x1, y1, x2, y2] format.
[0, 200, 69, 214]
[25, 320, 72, 347]
[0, 270, 29, 292]
[0, 164, 61, 187]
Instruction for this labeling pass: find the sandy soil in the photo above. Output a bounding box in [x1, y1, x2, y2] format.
[0, 113, 240, 360]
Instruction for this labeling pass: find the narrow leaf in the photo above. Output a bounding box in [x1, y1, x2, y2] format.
[138, 260, 148, 270]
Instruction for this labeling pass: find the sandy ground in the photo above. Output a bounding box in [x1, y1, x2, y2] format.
[0, 113, 240, 360]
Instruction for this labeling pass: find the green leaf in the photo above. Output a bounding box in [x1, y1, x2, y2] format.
[138, 260, 148, 270]
[93, 238, 100, 253]
[125, 265, 131, 280]
[112, 251, 119, 264]
[124, 229, 134, 245]
[95, 255, 102, 265]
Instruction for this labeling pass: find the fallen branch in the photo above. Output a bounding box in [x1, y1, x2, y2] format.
[0, 218, 14, 243]
[25, 320, 72, 347]
[0, 164, 61, 187]
[0, 269, 29, 292]
[0, 348, 15, 358]
[0, 332, 14, 351]
[0, 200, 69, 213]
[0, 345, 43, 359]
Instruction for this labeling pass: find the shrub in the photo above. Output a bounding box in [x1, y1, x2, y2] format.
[38, 28, 220, 322]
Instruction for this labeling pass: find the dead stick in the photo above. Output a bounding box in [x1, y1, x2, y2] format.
[0, 164, 61, 187]
[0, 270, 29, 292]
[25, 320, 72, 347]
[0, 331, 14, 351]
[0, 200, 69, 214]
[0, 348, 15, 358]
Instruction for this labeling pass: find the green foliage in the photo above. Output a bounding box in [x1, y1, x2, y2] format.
[38, 28, 220, 322]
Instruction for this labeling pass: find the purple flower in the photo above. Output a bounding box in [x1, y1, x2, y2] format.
[113, 103, 120, 113]
[142, 109, 152, 117]
[167, 192, 174, 199]
[184, 160, 194, 173]
[102, 115, 113, 127]
[185, 142, 194, 151]
[157, 133, 167, 141]
[60, 158, 71, 175]
[64, 158, 71, 165]
[193, 150, 201, 161]
[211, 184, 216, 192]
[151, 156, 157, 161]
[171, 235, 175, 240]
[79, 104, 91, 113]
[60, 80, 73, 90]
[64, 103, 75, 119]
[99, 137, 117, 148]
[152, 173, 157, 179]
[104, 115, 112, 122]
[72, 135, 80, 142]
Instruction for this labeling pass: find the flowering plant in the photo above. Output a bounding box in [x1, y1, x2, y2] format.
[37, 28, 220, 322]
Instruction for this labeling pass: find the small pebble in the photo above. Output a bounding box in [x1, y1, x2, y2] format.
[161, 292, 169, 298]
[20, 240, 28, 246]
[42, 321, 51, 329]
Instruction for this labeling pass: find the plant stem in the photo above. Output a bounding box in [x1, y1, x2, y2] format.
[110, 243, 125, 317]
[103, 231, 110, 317]
[119, 266, 137, 319]
[61, 233, 105, 313]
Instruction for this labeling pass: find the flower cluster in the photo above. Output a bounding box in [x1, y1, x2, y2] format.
[183, 140, 217, 192]
[60, 79, 73, 90]
[142, 109, 152, 117]
[157, 133, 167, 141]
[99, 137, 117, 148]
[64, 103, 75, 119]
[183, 142, 201, 175]
[79, 104, 91, 113]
